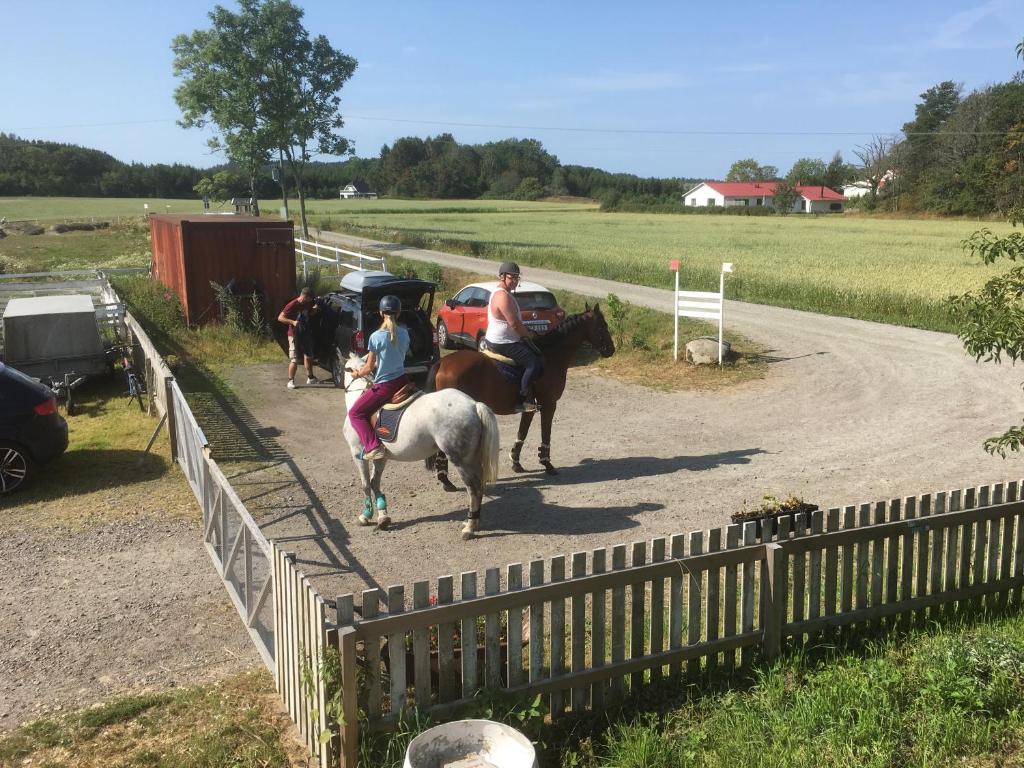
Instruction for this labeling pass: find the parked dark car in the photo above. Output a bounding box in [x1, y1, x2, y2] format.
[0, 362, 69, 495]
[299, 271, 440, 387]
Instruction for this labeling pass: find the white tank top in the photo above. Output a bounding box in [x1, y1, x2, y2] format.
[485, 286, 522, 345]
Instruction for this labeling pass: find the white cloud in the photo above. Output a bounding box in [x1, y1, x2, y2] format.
[928, 0, 1008, 50]
[555, 71, 689, 93]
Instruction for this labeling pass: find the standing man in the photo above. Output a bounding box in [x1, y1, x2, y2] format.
[484, 261, 543, 411]
[278, 286, 319, 390]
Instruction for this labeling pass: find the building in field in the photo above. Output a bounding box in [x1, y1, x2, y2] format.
[842, 181, 873, 198]
[681, 181, 845, 213]
[339, 181, 378, 199]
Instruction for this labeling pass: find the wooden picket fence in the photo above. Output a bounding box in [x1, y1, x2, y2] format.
[324, 481, 1024, 767]
[273, 545, 336, 768]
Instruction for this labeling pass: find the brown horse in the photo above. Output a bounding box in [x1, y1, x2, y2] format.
[426, 303, 615, 486]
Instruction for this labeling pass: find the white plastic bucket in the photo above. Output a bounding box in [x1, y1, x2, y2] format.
[403, 719, 538, 768]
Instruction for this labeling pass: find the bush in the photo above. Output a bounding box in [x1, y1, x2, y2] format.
[110, 275, 184, 338]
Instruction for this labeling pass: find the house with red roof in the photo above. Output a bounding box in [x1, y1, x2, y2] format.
[681, 181, 845, 213]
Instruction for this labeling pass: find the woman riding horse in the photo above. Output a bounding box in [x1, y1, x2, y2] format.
[428, 285, 615, 485]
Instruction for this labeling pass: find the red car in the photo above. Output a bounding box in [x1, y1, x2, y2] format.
[436, 280, 565, 350]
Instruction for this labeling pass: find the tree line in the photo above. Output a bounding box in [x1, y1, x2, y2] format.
[722, 68, 1023, 216]
[0, 133, 203, 198]
[0, 130, 697, 208]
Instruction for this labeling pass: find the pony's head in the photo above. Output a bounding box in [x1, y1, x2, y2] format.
[344, 353, 370, 393]
[584, 303, 615, 357]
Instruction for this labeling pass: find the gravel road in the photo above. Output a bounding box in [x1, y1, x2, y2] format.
[216, 230, 1024, 602]
[0, 519, 260, 730]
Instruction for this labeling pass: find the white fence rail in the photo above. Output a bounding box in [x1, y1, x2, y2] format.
[295, 237, 386, 282]
[672, 262, 733, 365]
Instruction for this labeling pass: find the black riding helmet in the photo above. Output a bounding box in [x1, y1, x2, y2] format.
[498, 261, 521, 277]
[379, 295, 401, 316]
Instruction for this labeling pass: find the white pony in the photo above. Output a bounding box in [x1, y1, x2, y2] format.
[342, 354, 500, 539]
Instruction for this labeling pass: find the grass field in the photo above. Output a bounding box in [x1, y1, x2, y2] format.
[307, 199, 1015, 332]
[3, 195, 1015, 332]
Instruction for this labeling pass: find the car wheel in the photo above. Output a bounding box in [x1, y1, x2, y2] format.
[331, 348, 346, 388]
[0, 441, 31, 495]
[438, 320, 455, 350]
[476, 332, 488, 352]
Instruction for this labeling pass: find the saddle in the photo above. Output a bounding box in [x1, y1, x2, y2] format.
[369, 383, 422, 443]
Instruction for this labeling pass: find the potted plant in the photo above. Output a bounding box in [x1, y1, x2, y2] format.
[731, 494, 818, 538]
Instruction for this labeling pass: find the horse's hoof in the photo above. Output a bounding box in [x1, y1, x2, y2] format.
[511, 462, 528, 473]
[542, 462, 559, 476]
[376, 515, 392, 530]
[439, 477, 459, 493]
[461, 520, 478, 540]
[357, 514, 374, 526]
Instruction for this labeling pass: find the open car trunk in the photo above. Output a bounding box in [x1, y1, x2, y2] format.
[359, 279, 437, 377]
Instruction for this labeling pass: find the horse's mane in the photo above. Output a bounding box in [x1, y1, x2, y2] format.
[534, 311, 590, 351]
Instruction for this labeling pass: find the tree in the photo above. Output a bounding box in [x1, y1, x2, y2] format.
[257, 0, 357, 236]
[173, 0, 357, 233]
[726, 158, 775, 182]
[949, 41, 1024, 456]
[900, 80, 962, 196]
[194, 170, 247, 205]
[854, 135, 900, 200]
[772, 179, 800, 213]
[785, 157, 827, 186]
[173, 6, 274, 214]
[823, 151, 853, 192]
[948, 209, 1024, 455]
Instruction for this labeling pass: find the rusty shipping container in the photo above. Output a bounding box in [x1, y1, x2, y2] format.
[149, 214, 296, 328]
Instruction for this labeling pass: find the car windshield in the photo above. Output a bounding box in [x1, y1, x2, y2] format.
[515, 291, 557, 311]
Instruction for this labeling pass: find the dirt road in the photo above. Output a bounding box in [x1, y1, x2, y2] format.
[219, 231, 1024, 601]
[0, 519, 260, 730]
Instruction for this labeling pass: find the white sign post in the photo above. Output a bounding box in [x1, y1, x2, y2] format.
[672, 261, 734, 365]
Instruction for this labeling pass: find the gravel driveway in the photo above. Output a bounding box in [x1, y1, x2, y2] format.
[216, 231, 1024, 603]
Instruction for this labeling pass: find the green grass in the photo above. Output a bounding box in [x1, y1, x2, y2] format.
[0, 196, 209, 223]
[0, 376, 196, 534]
[357, 611, 1024, 768]
[314, 202, 1016, 333]
[0, 670, 298, 768]
[558, 612, 1024, 768]
[0, 220, 151, 273]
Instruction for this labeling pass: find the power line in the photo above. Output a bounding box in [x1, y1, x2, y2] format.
[9, 113, 1012, 137]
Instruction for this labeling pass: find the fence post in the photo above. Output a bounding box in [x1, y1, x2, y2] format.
[762, 543, 785, 661]
[338, 625, 359, 768]
[164, 377, 177, 462]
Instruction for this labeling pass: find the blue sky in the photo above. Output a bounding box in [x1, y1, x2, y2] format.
[3, 0, 1023, 179]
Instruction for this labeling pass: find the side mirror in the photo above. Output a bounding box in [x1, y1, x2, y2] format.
[445, 298, 457, 309]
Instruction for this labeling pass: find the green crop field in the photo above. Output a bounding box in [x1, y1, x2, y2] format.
[309, 200, 1014, 332]
[3, 196, 1014, 331]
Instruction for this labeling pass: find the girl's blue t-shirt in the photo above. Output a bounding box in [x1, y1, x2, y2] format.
[369, 326, 410, 383]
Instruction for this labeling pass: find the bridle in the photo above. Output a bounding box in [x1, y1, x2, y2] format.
[585, 312, 616, 357]
[344, 371, 372, 393]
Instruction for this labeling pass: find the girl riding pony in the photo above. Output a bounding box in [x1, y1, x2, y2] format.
[346, 295, 410, 461]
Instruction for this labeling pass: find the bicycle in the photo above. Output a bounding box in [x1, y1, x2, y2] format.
[116, 347, 147, 412]
[46, 372, 87, 416]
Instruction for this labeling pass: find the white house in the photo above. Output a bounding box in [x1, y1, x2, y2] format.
[339, 181, 378, 199]
[841, 181, 873, 198]
[681, 181, 845, 213]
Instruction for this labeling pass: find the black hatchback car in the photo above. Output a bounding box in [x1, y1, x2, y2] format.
[0, 362, 69, 495]
[300, 271, 440, 387]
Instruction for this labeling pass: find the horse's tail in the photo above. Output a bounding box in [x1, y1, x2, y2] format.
[475, 402, 499, 487]
[425, 359, 441, 393]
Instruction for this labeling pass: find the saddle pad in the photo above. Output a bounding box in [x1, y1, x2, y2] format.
[482, 348, 516, 366]
[375, 406, 405, 443]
